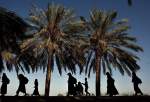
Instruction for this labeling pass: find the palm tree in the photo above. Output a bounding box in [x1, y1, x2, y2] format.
[80, 9, 143, 96]
[0, 7, 29, 73]
[20, 3, 86, 96]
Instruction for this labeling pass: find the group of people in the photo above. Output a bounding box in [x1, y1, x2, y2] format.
[67, 73, 90, 96]
[67, 72, 143, 96]
[105, 72, 143, 96]
[0, 71, 143, 96]
[0, 73, 40, 96]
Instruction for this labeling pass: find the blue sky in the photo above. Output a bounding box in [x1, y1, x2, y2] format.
[0, 0, 150, 96]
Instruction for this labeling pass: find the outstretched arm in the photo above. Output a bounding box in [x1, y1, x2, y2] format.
[82, 83, 85, 85]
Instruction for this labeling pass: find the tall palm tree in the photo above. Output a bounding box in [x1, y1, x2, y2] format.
[0, 7, 29, 73]
[80, 9, 143, 96]
[20, 3, 86, 96]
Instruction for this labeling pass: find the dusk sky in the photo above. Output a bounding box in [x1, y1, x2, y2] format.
[0, 0, 150, 96]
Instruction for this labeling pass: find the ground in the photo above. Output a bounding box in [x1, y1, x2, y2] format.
[0, 96, 150, 102]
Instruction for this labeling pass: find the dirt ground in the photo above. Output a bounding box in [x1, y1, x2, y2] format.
[0, 96, 150, 102]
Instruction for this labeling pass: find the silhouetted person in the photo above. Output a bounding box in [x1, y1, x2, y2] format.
[132, 72, 143, 95]
[82, 78, 90, 96]
[106, 72, 119, 96]
[67, 73, 77, 96]
[16, 74, 28, 96]
[76, 82, 83, 96]
[1, 73, 10, 96]
[32, 79, 40, 96]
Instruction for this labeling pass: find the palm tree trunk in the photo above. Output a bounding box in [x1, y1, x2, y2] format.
[44, 55, 52, 96]
[95, 50, 101, 96]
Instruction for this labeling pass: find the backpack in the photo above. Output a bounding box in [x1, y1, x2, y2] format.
[72, 76, 77, 84]
[24, 77, 29, 84]
[136, 77, 142, 84]
[6, 77, 10, 84]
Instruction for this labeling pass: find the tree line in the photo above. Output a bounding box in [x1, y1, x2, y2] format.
[0, 1, 143, 96]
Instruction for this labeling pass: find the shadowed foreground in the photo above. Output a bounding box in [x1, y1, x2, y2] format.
[0, 96, 150, 102]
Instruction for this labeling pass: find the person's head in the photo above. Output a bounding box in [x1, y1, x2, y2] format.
[19, 74, 24, 76]
[106, 72, 112, 78]
[78, 82, 81, 84]
[106, 72, 110, 76]
[85, 77, 87, 81]
[3, 73, 6, 77]
[2, 73, 6, 78]
[18, 74, 24, 79]
[67, 73, 72, 76]
[35, 79, 38, 82]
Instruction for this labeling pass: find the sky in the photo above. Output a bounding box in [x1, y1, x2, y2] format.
[0, 0, 150, 96]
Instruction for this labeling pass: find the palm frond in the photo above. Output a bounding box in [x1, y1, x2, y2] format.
[55, 54, 62, 75]
[86, 9, 143, 77]
[0, 54, 4, 73]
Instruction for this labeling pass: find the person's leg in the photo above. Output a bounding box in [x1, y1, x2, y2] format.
[67, 90, 70, 96]
[67, 85, 71, 96]
[86, 88, 90, 96]
[87, 91, 90, 96]
[16, 85, 21, 96]
[1, 84, 6, 96]
[109, 91, 113, 96]
[24, 88, 27, 96]
[140, 91, 143, 95]
[16, 90, 19, 96]
[1, 94, 4, 96]
[135, 92, 137, 96]
[85, 91, 87, 96]
[138, 85, 143, 95]
[109, 93, 113, 96]
[85, 88, 88, 96]
[24, 91, 27, 96]
[134, 84, 138, 96]
[38, 92, 40, 96]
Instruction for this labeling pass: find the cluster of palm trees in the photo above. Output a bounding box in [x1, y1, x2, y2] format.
[0, 1, 142, 96]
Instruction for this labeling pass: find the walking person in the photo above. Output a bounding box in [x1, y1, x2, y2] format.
[15, 74, 28, 96]
[0, 73, 10, 96]
[32, 79, 40, 96]
[82, 78, 90, 96]
[132, 72, 143, 96]
[106, 72, 119, 96]
[67, 73, 77, 96]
